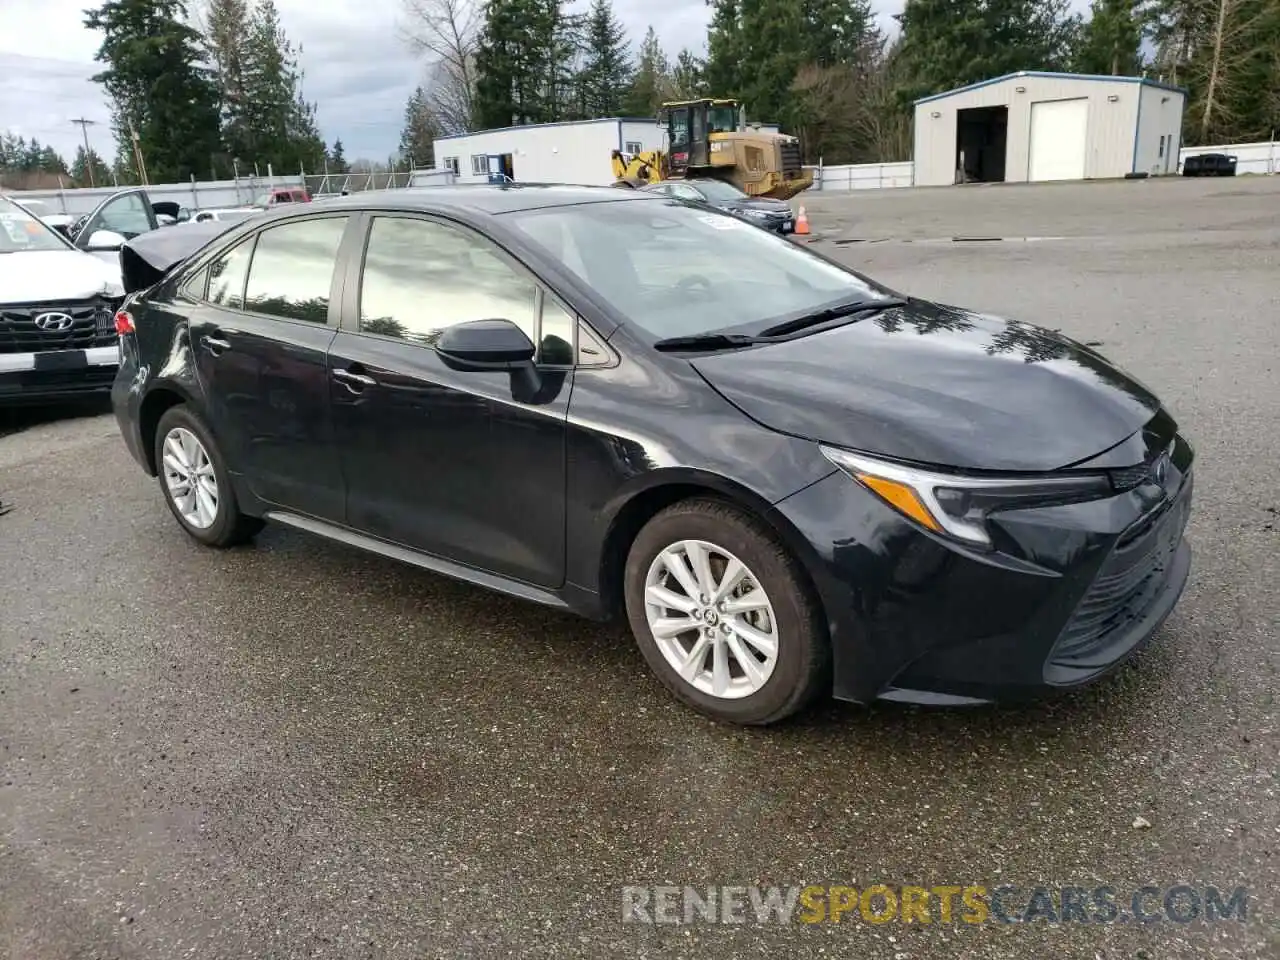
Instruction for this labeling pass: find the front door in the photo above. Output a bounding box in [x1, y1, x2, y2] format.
[187, 213, 351, 520]
[328, 213, 573, 588]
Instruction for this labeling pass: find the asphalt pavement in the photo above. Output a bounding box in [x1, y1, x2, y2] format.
[2, 177, 1278, 959]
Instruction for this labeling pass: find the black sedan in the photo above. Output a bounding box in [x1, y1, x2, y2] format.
[640, 178, 795, 232]
[111, 185, 1193, 725]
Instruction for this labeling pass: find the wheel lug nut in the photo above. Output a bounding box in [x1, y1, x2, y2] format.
[699, 595, 709, 604]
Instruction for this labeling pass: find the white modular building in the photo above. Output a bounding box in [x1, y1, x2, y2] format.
[433, 118, 670, 186]
[912, 72, 1188, 186]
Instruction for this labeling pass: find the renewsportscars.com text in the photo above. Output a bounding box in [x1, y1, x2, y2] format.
[622, 884, 1250, 926]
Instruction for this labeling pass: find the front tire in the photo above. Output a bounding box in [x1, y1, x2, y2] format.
[153, 405, 262, 547]
[623, 498, 829, 725]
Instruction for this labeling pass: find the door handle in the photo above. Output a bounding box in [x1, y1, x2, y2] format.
[333, 368, 377, 390]
[201, 334, 231, 354]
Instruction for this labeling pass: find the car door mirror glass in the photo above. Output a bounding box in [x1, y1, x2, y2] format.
[435, 319, 536, 369]
[85, 229, 127, 251]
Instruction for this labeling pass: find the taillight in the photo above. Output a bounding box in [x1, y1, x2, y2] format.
[114, 310, 135, 335]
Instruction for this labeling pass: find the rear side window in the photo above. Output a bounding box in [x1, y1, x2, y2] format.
[243, 216, 348, 323]
[207, 238, 254, 308]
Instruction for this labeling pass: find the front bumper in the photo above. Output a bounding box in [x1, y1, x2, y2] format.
[774, 434, 1195, 705]
[0, 346, 120, 404]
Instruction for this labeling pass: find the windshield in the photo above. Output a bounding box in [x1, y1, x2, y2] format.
[0, 197, 73, 253]
[692, 179, 746, 202]
[508, 199, 889, 340]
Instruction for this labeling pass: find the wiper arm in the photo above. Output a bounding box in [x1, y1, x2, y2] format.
[757, 297, 906, 339]
[652, 333, 761, 352]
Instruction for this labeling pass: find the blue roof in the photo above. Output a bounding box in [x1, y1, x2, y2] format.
[914, 71, 1188, 105]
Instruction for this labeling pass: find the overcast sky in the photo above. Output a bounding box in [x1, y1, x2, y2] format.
[0, 0, 1084, 168]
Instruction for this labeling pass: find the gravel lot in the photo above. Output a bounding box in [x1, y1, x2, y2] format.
[2, 177, 1278, 959]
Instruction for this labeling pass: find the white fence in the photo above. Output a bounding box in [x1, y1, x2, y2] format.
[3, 167, 459, 216]
[7, 175, 307, 215]
[809, 139, 1279, 191]
[809, 161, 915, 191]
[1179, 139, 1278, 175]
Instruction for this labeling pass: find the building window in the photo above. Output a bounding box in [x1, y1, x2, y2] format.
[1158, 136, 1166, 158]
[624, 140, 643, 154]
[471, 154, 489, 176]
[442, 157, 459, 174]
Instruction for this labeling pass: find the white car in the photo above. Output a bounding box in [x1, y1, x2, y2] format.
[191, 207, 260, 224]
[0, 195, 126, 405]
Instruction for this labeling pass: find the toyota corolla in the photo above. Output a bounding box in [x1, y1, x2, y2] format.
[110, 186, 1193, 725]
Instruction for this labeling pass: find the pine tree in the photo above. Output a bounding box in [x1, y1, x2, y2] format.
[237, 0, 325, 172]
[327, 138, 349, 173]
[203, 0, 252, 163]
[71, 145, 113, 186]
[624, 26, 672, 117]
[578, 0, 631, 116]
[84, 0, 222, 182]
[1074, 0, 1146, 75]
[399, 86, 438, 167]
[704, 0, 744, 96]
[894, 0, 1078, 104]
[670, 49, 707, 100]
[474, 0, 567, 126]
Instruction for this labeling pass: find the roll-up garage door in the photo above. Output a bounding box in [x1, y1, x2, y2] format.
[1028, 98, 1089, 181]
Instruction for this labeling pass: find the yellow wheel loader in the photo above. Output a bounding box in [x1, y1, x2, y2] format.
[610, 98, 813, 201]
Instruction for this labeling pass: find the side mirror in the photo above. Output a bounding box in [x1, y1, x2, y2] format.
[85, 229, 127, 252]
[436, 319, 536, 370]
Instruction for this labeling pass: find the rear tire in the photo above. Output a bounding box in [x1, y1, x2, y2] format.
[153, 405, 262, 548]
[623, 498, 829, 725]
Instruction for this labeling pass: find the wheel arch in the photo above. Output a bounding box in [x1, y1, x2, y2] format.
[594, 469, 828, 620]
[137, 383, 199, 475]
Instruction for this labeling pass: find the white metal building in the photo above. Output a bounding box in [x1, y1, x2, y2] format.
[433, 118, 669, 186]
[912, 72, 1187, 186]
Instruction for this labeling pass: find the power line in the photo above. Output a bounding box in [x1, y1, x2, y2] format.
[70, 117, 97, 185]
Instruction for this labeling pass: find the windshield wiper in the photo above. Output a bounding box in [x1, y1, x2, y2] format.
[757, 297, 906, 339]
[652, 333, 762, 352]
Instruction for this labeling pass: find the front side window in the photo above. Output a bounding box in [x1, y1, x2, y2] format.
[243, 216, 347, 323]
[93, 192, 152, 238]
[358, 216, 537, 348]
[509, 201, 888, 341]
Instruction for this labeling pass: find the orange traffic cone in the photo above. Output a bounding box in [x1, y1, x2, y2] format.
[794, 206, 810, 236]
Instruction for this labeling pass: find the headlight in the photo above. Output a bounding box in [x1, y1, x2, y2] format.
[820, 445, 1113, 549]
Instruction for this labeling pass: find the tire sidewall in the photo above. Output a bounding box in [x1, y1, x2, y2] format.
[153, 406, 237, 546]
[624, 502, 820, 724]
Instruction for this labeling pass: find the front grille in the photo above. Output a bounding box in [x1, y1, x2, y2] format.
[780, 140, 802, 178]
[1050, 476, 1192, 668]
[0, 299, 118, 354]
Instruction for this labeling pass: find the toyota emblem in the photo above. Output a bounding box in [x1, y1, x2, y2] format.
[1150, 452, 1170, 487]
[34, 311, 75, 332]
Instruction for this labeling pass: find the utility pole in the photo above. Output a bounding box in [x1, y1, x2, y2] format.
[70, 117, 98, 186]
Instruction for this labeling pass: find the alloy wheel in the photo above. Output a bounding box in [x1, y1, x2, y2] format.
[643, 539, 780, 699]
[161, 427, 219, 530]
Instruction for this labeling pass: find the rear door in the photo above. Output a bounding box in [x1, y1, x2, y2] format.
[327, 212, 574, 587]
[186, 213, 353, 520]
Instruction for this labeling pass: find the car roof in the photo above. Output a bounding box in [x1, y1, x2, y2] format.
[270, 183, 657, 218]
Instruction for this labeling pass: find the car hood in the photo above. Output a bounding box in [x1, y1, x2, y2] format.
[0, 249, 124, 304]
[691, 299, 1161, 472]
